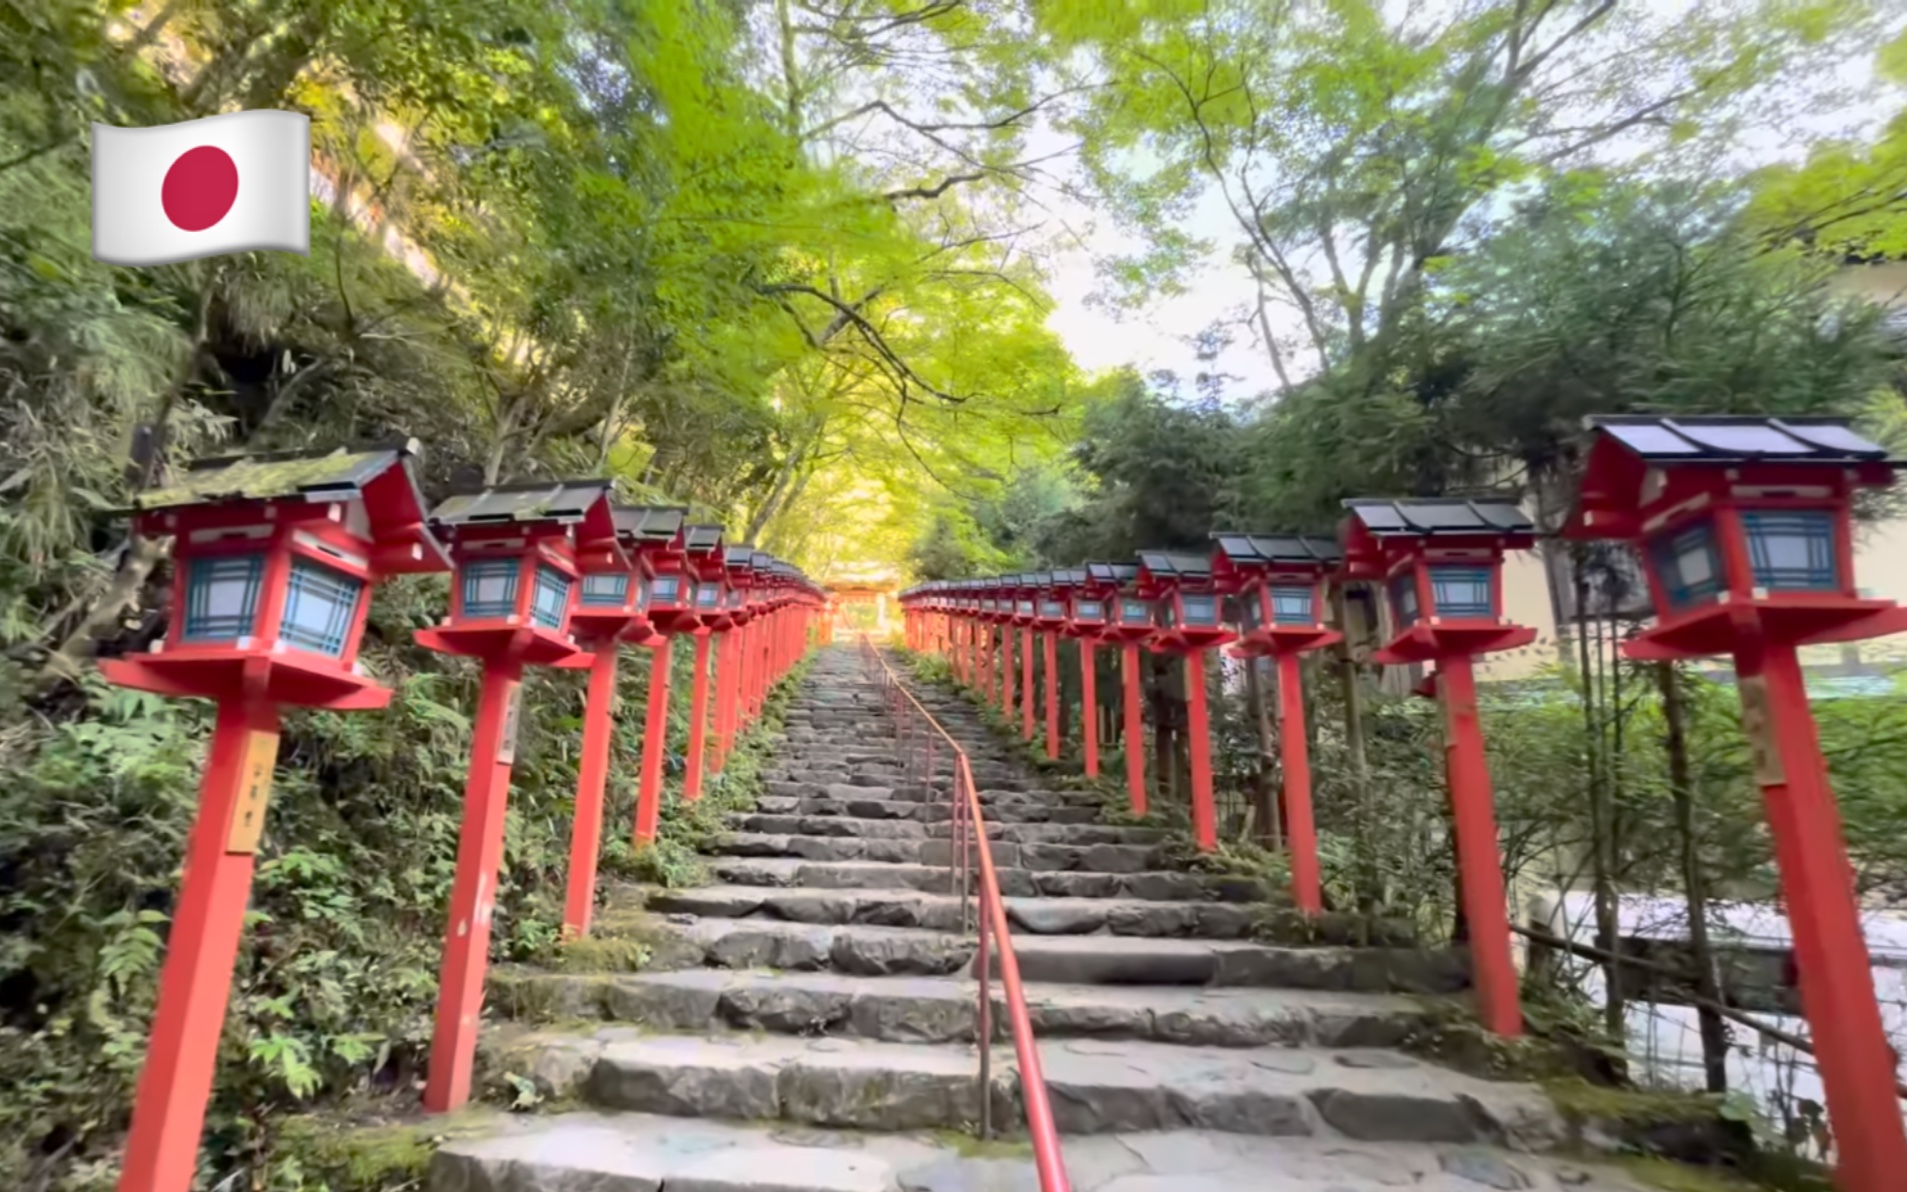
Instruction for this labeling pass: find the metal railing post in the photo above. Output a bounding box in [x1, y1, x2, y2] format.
[857, 635, 1070, 1192]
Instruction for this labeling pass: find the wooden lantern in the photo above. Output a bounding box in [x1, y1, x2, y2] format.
[107, 441, 447, 710]
[106, 442, 447, 1192]
[1210, 531, 1344, 914]
[1565, 414, 1907, 1192]
[1135, 550, 1236, 851]
[417, 479, 615, 1115]
[1338, 495, 1537, 1039]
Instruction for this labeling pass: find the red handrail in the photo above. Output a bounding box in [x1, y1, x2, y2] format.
[857, 636, 1071, 1192]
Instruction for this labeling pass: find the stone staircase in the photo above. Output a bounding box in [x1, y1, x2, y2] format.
[431, 645, 1654, 1191]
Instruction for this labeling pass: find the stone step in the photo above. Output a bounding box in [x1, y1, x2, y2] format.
[755, 794, 1102, 825]
[649, 884, 1267, 937]
[712, 831, 1167, 874]
[730, 813, 1169, 847]
[493, 968, 1432, 1049]
[517, 1031, 1565, 1145]
[706, 856, 1268, 904]
[431, 1113, 1648, 1192]
[761, 781, 1105, 812]
[653, 916, 1455, 990]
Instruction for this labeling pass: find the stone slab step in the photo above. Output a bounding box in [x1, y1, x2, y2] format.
[648, 884, 1266, 938]
[524, 1031, 1565, 1145]
[706, 857, 1268, 904]
[754, 794, 1103, 825]
[729, 813, 1169, 847]
[493, 967, 1432, 1049]
[712, 831, 1166, 874]
[762, 779, 1103, 810]
[1007, 933, 1469, 993]
[431, 1113, 1649, 1192]
[631, 915, 1467, 993]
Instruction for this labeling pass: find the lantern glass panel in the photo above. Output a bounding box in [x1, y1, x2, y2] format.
[728, 587, 745, 608]
[1182, 593, 1218, 626]
[183, 553, 265, 643]
[696, 582, 723, 608]
[1389, 573, 1420, 628]
[650, 575, 681, 605]
[1075, 599, 1105, 622]
[1649, 520, 1724, 611]
[1119, 597, 1149, 625]
[581, 572, 629, 606]
[1160, 598, 1178, 629]
[1271, 584, 1314, 625]
[1017, 599, 1034, 617]
[281, 557, 362, 656]
[636, 575, 652, 608]
[1428, 566, 1493, 618]
[461, 558, 519, 619]
[531, 564, 572, 630]
[1743, 511, 1839, 591]
[1040, 600, 1065, 619]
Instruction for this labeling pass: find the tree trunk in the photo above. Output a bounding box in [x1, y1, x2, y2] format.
[1332, 586, 1376, 918]
[1662, 660, 1731, 1093]
[1576, 553, 1626, 1046]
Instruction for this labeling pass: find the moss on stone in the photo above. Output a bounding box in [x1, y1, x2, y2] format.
[1545, 1079, 1727, 1126]
[929, 1129, 1035, 1159]
[276, 1107, 500, 1188]
[1399, 999, 1595, 1084]
[552, 934, 654, 973]
[1618, 1154, 1833, 1192]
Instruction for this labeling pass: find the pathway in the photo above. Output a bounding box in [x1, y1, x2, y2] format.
[431, 645, 1656, 1191]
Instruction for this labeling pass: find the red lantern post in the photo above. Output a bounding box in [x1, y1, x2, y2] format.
[977, 585, 1000, 702]
[991, 583, 1016, 721]
[678, 526, 730, 802]
[1064, 567, 1115, 778]
[1005, 575, 1038, 740]
[1137, 551, 1236, 852]
[415, 480, 616, 1113]
[1566, 414, 1907, 1190]
[629, 514, 698, 845]
[103, 443, 447, 1192]
[961, 582, 981, 687]
[1034, 575, 1067, 758]
[552, 506, 657, 940]
[1090, 563, 1152, 816]
[1339, 497, 1538, 1038]
[710, 549, 762, 776]
[1212, 532, 1344, 914]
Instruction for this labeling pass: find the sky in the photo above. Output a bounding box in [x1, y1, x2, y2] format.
[1029, 14, 1903, 403]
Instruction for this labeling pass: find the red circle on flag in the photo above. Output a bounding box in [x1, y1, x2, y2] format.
[161, 146, 239, 232]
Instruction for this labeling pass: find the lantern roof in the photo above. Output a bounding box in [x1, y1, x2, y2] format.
[613, 505, 688, 545]
[1342, 497, 1532, 538]
[1584, 414, 1891, 463]
[683, 523, 725, 553]
[1566, 415, 1901, 540]
[1136, 550, 1213, 583]
[1085, 562, 1138, 586]
[431, 479, 615, 533]
[135, 439, 424, 514]
[1211, 531, 1342, 567]
[1049, 567, 1087, 588]
[133, 439, 448, 573]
